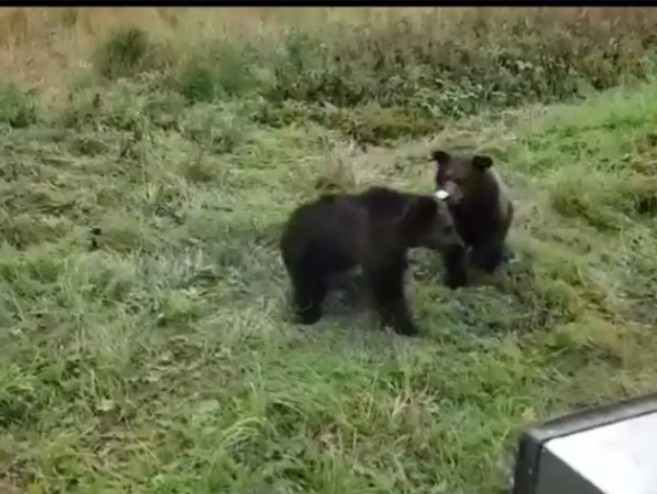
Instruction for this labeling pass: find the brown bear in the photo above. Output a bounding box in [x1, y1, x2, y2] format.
[431, 149, 514, 274]
[280, 186, 467, 336]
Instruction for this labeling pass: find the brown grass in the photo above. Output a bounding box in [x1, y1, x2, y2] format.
[0, 8, 386, 76]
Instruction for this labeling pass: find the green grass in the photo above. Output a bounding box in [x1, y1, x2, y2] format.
[2, 67, 657, 493]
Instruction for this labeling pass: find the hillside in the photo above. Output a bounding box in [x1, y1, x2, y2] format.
[1, 7, 657, 494]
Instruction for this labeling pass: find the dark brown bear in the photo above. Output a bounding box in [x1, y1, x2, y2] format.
[431, 149, 514, 274]
[280, 186, 467, 336]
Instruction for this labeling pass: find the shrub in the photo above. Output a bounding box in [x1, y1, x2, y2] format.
[94, 26, 169, 80]
[175, 43, 256, 103]
[0, 82, 38, 128]
[256, 8, 657, 116]
[80, 8, 657, 137]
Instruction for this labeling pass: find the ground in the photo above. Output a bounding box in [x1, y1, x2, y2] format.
[1, 8, 657, 494]
[1, 77, 656, 494]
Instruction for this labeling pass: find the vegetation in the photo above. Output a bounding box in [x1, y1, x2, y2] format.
[1, 7, 656, 494]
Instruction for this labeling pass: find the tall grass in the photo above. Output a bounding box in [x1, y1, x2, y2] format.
[3, 7, 657, 115]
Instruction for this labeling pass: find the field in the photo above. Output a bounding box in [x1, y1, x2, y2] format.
[1, 7, 657, 494]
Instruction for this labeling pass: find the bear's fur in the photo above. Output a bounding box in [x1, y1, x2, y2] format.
[431, 149, 514, 274]
[280, 186, 467, 336]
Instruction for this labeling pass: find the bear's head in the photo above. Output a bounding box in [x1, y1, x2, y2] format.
[400, 194, 463, 252]
[431, 150, 494, 206]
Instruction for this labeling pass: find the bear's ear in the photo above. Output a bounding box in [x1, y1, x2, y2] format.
[472, 154, 493, 170]
[404, 196, 437, 230]
[431, 149, 450, 165]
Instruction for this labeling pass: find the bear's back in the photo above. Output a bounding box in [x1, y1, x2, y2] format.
[281, 193, 369, 272]
[357, 186, 410, 220]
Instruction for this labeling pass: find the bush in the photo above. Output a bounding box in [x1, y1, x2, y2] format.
[174, 43, 257, 103]
[255, 8, 657, 115]
[84, 8, 657, 138]
[0, 82, 38, 128]
[94, 26, 169, 80]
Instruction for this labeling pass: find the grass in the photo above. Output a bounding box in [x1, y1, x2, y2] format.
[1, 7, 657, 494]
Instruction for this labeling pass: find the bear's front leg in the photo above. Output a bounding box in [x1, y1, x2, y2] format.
[290, 270, 328, 325]
[366, 260, 420, 337]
